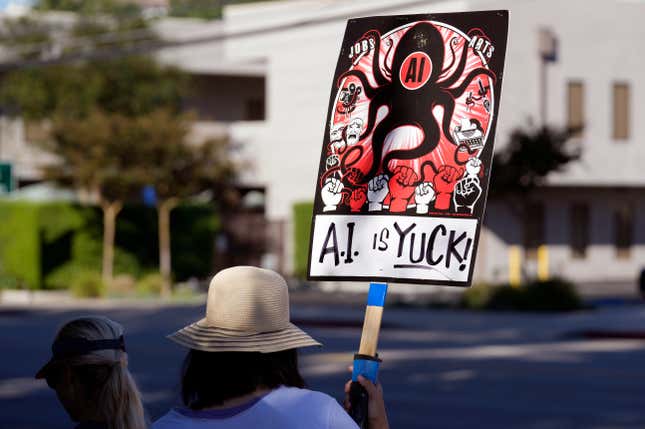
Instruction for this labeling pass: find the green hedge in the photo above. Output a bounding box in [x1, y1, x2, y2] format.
[292, 201, 314, 278]
[0, 200, 219, 289]
[460, 278, 582, 312]
[0, 202, 40, 289]
[0, 201, 85, 289]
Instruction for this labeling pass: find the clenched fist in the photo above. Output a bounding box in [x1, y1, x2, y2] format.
[321, 177, 344, 212]
[453, 176, 482, 213]
[433, 165, 461, 210]
[389, 166, 418, 213]
[367, 174, 389, 211]
[349, 188, 367, 212]
[414, 182, 435, 214]
[464, 157, 482, 177]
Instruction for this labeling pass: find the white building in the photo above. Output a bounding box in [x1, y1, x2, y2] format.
[2, 0, 644, 291]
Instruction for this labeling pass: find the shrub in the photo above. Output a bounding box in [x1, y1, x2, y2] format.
[522, 278, 582, 311]
[135, 273, 165, 296]
[109, 274, 137, 296]
[0, 201, 218, 290]
[0, 202, 41, 289]
[460, 278, 582, 312]
[487, 284, 527, 310]
[293, 201, 314, 278]
[70, 271, 105, 298]
[459, 283, 493, 310]
[0, 273, 21, 289]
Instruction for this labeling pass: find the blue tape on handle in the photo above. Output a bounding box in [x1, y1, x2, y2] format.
[366, 283, 388, 307]
[352, 357, 380, 383]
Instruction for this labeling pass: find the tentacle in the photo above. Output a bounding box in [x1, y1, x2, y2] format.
[383, 39, 394, 76]
[446, 68, 496, 99]
[467, 28, 491, 45]
[419, 160, 440, 182]
[360, 90, 389, 140]
[381, 118, 441, 178]
[435, 90, 457, 145]
[439, 38, 459, 78]
[437, 38, 469, 88]
[363, 30, 389, 86]
[454, 143, 478, 165]
[340, 145, 364, 174]
[337, 70, 379, 99]
[359, 115, 394, 182]
[339, 188, 352, 205]
[319, 165, 342, 187]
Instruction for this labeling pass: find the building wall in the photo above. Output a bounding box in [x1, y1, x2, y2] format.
[156, 0, 645, 279]
[1, 0, 643, 282]
[478, 188, 645, 285]
[184, 75, 265, 122]
[187, 0, 645, 220]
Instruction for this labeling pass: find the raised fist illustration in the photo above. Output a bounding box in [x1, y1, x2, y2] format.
[453, 176, 482, 214]
[367, 174, 389, 211]
[464, 157, 483, 177]
[325, 154, 340, 170]
[389, 166, 418, 213]
[414, 182, 436, 214]
[349, 188, 367, 212]
[433, 165, 461, 210]
[345, 167, 365, 186]
[321, 177, 344, 212]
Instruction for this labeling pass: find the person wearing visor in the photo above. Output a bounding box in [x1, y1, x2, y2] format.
[36, 315, 146, 429]
[152, 266, 389, 429]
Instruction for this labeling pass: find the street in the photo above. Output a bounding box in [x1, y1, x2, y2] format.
[2, 302, 645, 428]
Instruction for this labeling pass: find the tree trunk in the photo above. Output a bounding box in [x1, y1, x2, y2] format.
[158, 198, 179, 298]
[101, 200, 122, 286]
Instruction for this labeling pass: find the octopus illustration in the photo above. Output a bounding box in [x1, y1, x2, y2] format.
[334, 22, 496, 186]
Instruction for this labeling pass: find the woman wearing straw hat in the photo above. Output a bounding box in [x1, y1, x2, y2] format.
[153, 266, 389, 429]
[35, 315, 147, 429]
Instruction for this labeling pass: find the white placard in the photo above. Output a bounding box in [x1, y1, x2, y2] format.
[309, 214, 478, 284]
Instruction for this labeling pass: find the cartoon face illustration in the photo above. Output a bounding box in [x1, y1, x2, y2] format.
[330, 126, 343, 143]
[346, 118, 363, 146]
[453, 118, 484, 152]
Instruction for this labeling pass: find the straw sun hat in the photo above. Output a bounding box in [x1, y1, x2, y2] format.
[168, 266, 321, 353]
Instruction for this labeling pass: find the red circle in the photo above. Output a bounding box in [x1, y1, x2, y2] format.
[399, 51, 432, 90]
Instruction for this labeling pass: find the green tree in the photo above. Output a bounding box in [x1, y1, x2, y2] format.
[169, 0, 223, 20]
[488, 125, 581, 282]
[489, 125, 581, 204]
[44, 110, 150, 283]
[135, 110, 237, 296]
[0, 9, 187, 285]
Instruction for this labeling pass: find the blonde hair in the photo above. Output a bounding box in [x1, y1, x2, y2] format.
[55, 316, 147, 429]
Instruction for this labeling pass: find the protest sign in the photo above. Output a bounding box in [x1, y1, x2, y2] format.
[307, 11, 509, 286]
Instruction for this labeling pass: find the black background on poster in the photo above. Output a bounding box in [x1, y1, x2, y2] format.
[307, 10, 509, 286]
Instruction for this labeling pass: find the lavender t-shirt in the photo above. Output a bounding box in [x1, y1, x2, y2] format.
[152, 386, 359, 429]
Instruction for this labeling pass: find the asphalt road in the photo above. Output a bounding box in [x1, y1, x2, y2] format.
[2, 302, 645, 429]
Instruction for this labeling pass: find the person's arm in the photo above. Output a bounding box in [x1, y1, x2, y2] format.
[344, 375, 389, 429]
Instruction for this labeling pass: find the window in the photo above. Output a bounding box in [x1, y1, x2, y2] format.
[567, 81, 584, 136]
[570, 203, 589, 259]
[613, 82, 630, 140]
[244, 98, 265, 121]
[614, 205, 633, 259]
[523, 203, 545, 260]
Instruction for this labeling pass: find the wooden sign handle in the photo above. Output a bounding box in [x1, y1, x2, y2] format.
[349, 283, 388, 428]
[358, 283, 388, 356]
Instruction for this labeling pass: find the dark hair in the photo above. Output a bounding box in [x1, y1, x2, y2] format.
[181, 348, 305, 409]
